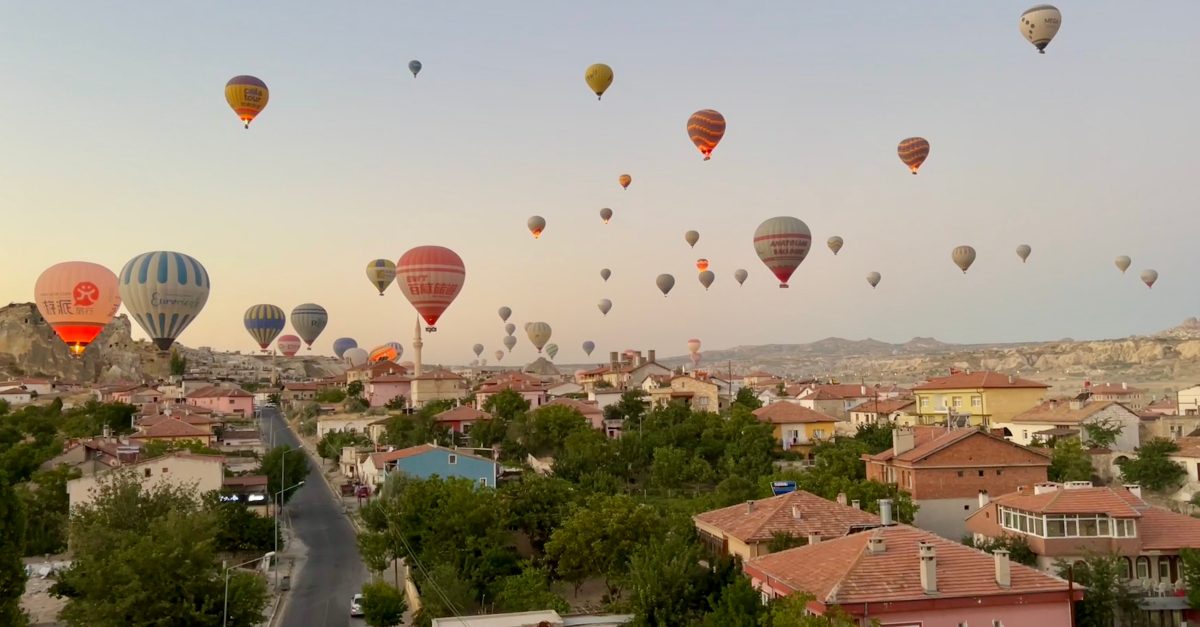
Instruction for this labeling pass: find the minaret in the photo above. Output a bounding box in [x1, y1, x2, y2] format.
[413, 316, 424, 377]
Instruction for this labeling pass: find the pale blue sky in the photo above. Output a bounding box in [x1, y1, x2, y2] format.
[1, 2, 1197, 363]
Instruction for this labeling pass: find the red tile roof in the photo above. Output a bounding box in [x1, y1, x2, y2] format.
[978, 485, 1143, 518]
[434, 405, 491, 423]
[1171, 437, 1200, 458]
[1136, 506, 1200, 551]
[1010, 399, 1132, 425]
[695, 490, 880, 543]
[848, 397, 915, 414]
[411, 369, 464, 381]
[912, 371, 1049, 391]
[371, 373, 412, 383]
[1085, 383, 1145, 395]
[753, 403, 839, 425]
[867, 427, 1050, 466]
[545, 398, 602, 417]
[131, 418, 213, 440]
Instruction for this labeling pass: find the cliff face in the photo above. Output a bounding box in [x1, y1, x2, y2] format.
[0, 302, 156, 382]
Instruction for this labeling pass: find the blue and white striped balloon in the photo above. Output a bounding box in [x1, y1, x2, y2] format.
[332, 337, 358, 359]
[119, 251, 211, 351]
[290, 303, 329, 349]
[244, 304, 286, 350]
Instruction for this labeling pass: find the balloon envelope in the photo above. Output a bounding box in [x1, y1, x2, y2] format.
[753, 217, 812, 288]
[333, 337, 358, 358]
[698, 270, 715, 290]
[495, 350, 505, 362]
[528, 216, 546, 239]
[119, 251, 211, 351]
[582, 341, 595, 356]
[408, 60, 422, 77]
[504, 323, 516, 336]
[952, 246, 977, 273]
[687, 338, 701, 354]
[1016, 245, 1032, 263]
[370, 342, 404, 363]
[526, 322, 552, 352]
[291, 303, 329, 348]
[366, 259, 397, 295]
[685, 230, 700, 248]
[503, 335, 517, 351]
[1115, 256, 1131, 273]
[600, 268, 611, 282]
[734, 269, 748, 286]
[344, 347, 369, 367]
[35, 261, 121, 356]
[1020, 5, 1062, 53]
[600, 208, 613, 224]
[866, 272, 882, 288]
[1141, 269, 1158, 288]
[598, 299, 612, 315]
[585, 63, 614, 99]
[619, 174, 631, 189]
[498, 306, 512, 322]
[687, 109, 726, 160]
[473, 343, 484, 357]
[244, 304, 286, 350]
[656, 274, 675, 296]
[827, 236, 844, 255]
[696, 259, 709, 272]
[396, 246, 466, 330]
[277, 335, 302, 357]
[546, 344, 559, 359]
[898, 137, 930, 174]
[225, 75, 269, 129]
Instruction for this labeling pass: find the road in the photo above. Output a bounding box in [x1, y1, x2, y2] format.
[261, 407, 368, 627]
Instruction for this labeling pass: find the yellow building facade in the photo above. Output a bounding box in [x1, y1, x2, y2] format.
[911, 372, 1048, 427]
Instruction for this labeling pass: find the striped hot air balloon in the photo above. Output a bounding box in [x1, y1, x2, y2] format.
[344, 347, 369, 367]
[898, 137, 930, 175]
[224, 75, 269, 129]
[244, 304, 286, 350]
[290, 303, 328, 349]
[753, 217, 812, 288]
[396, 246, 466, 332]
[687, 109, 726, 160]
[526, 322, 552, 353]
[119, 251, 211, 351]
[333, 337, 358, 358]
[35, 261, 122, 357]
[366, 259, 397, 296]
[277, 335, 302, 357]
[370, 342, 404, 363]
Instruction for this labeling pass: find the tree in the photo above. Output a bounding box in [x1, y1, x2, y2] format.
[763, 593, 860, 626]
[1056, 554, 1139, 627]
[361, 581, 407, 627]
[267, 392, 282, 405]
[382, 413, 450, 449]
[767, 531, 807, 554]
[347, 380, 365, 399]
[1179, 548, 1200, 609]
[504, 404, 590, 459]
[481, 389, 530, 423]
[315, 388, 347, 403]
[207, 497, 279, 552]
[0, 473, 29, 627]
[700, 574, 763, 627]
[412, 563, 475, 625]
[1083, 416, 1124, 449]
[1119, 438, 1187, 492]
[853, 422, 895, 455]
[1049, 437, 1094, 482]
[169, 349, 187, 376]
[966, 534, 1038, 567]
[384, 395, 408, 411]
[317, 430, 370, 465]
[259, 445, 310, 503]
[467, 415, 507, 448]
[733, 387, 762, 410]
[17, 465, 80, 556]
[491, 563, 568, 614]
[613, 389, 649, 423]
[500, 474, 576, 553]
[545, 494, 666, 596]
[624, 531, 708, 625]
[142, 439, 220, 459]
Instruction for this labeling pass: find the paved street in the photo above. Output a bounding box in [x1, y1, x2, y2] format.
[261, 407, 369, 627]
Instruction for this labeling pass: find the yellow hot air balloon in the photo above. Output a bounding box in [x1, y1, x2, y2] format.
[585, 64, 614, 100]
[225, 75, 269, 129]
[619, 174, 632, 190]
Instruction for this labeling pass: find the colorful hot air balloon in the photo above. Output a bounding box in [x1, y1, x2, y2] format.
[503, 335, 517, 352]
[504, 323, 516, 336]
[498, 306, 512, 322]
[619, 174, 632, 190]
[685, 231, 700, 248]
[600, 208, 613, 224]
[545, 343, 559, 360]
[1141, 269, 1158, 289]
[585, 63, 614, 99]
[1115, 256, 1131, 274]
[866, 272, 882, 289]
[753, 217, 812, 288]
[582, 341, 595, 356]
[687, 338, 702, 354]
[526, 322, 552, 353]
[333, 337, 358, 358]
[344, 347, 369, 367]
[952, 246, 977, 274]
[656, 274, 675, 297]
[690, 352, 702, 368]
[1016, 245, 1032, 263]
[224, 75, 269, 129]
[119, 251, 211, 351]
[898, 137, 930, 175]
[1020, 5, 1062, 54]
[827, 236, 844, 256]
[528, 216, 546, 239]
[687, 109, 726, 160]
[734, 269, 748, 286]
[473, 343, 484, 357]
[698, 270, 715, 290]
[291, 303, 328, 349]
[396, 245, 466, 332]
[35, 261, 121, 357]
[366, 259, 397, 296]
[495, 350, 505, 362]
[696, 259, 709, 272]
[409, 60, 423, 77]
[277, 335, 302, 357]
[244, 304, 286, 351]
[370, 342, 404, 363]
[600, 268, 611, 282]
[598, 299, 612, 316]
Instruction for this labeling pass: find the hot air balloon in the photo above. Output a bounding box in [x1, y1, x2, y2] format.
[526, 322, 552, 353]
[690, 352, 702, 368]
[366, 259, 397, 295]
[472, 343, 484, 358]
[600, 208, 613, 224]
[225, 75, 269, 129]
[598, 299, 612, 316]
[827, 236, 844, 256]
[119, 251, 211, 351]
[369, 342, 404, 363]
[504, 324, 516, 337]
[619, 174, 632, 190]
[546, 344, 559, 360]
[585, 63, 613, 99]
[1016, 245, 1032, 263]
[333, 337, 358, 358]
[1115, 256, 1131, 274]
[687, 109, 726, 160]
[866, 272, 882, 289]
[687, 338, 702, 354]
[1141, 269, 1158, 289]
[734, 269, 748, 286]
[498, 306, 512, 322]
[495, 350, 505, 362]
[244, 304, 286, 351]
[344, 347, 369, 367]
[898, 137, 930, 175]
[656, 274, 675, 297]
[35, 261, 121, 357]
[409, 60, 423, 77]
[698, 270, 715, 290]
[291, 303, 328, 349]
[1020, 5, 1062, 53]
[582, 341, 595, 356]
[396, 246, 466, 332]
[503, 335, 517, 352]
[753, 217, 812, 288]
[528, 216, 546, 239]
[952, 246, 977, 274]
[600, 268, 611, 282]
[696, 259, 709, 272]
[685, 231, 700, 248]
[277, 335, 302, 357]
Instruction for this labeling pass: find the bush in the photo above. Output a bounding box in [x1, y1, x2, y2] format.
[361, 581, 407, 627]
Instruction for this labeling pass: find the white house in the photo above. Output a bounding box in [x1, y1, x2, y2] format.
[1178, 385, 1200, 416]
[998, 398, 1141, 452]
[67, 452, 225, 511]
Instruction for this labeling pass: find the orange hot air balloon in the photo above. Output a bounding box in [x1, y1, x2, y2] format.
[897, 137, 930, 174]
[619, 174, 632, 190]
[396, 245, 466, 332]
[695, 259, 709, 272]
[687, 109, 726, 160]
[35, 261, 122, 357]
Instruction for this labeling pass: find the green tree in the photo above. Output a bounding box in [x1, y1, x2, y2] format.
[0, 473, 30, 627]
[259, 445, 310, 503]
[467, 414, 507, 448]
[505, 404, 590, 459]
[1119, 438, 1187, 492]
[169, 349, 187, 376]
[347, 380, 365, 399]
[700, 574, 763, 627]
[382, 413, 451, 448]
[965, 534, 1038, 567]
[1056, 554, 1139, 627]
[361, 580, 408, 627]
[491, 563, 568, 614]
[545, 493, 665, 596]
[316, 388, 347, 403]
[142, 439, 221, 458]
[1179, 548, 1200, 609]
[481, 389, 530, 423]
[317, 430, 371, 465]
[624, 531, 707, 626]
[357, 531, 397, 579]
[1083, 417, 1124, 449]
[733, 387, 762, 410]
[500, 474, 576, 553]
[384, 395, 408, 411]
[412, 563, 475, 626]
[17, 465, 80, 556]
[207, 497, 279, 552]
[267, 392, 282, 405]
[1049, 437, 1094, 482]
[613, 389, 649, 423]
[707, 475, 766, 509]
[853, 422, 895, 455]
[766, 531, 807, 554]
[763, 593, 861, 626]
[59, 401, 138, 438]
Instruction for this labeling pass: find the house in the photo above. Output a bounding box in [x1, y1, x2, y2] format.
[967, 482, 1200, 618]
[742, 371, 783, 390]
[1178, 384, 1200, 416]
[316, 415, 380, 441]
[745, 522, 1080, 625]
[752, 403, 838, 459]
[434, 405, 492, 435]
[647, 375, 722, 413]
[0, 378, 56, 396]
[282, 383, 319, 405]
[588, 388, 624, 415]
[430, 611, 632, 627]
[368, 372, 412, 408]
[1145, 397, 1178, 417]
[219, 474, 271, 513]
[362, 444, 499, 488]
[1085, 381, 1148, 411]
[93, 383, 142, 403]
[68, 452, 226, 510]
[997, 397, 1141, 451]
[545, 398, 605, 431]
[546, 381, 583, 398]
[409, 369, 468, 407]
[793, 384, 894, 420]
[863, 427, 1050, 540]
[1142, 412, 1200, 443]
[576, 350, 671, 392]
[1167, 437, 1200, 487]
[129, 418, 216, 446]
[0, 387, 33, 405]
[693, 490, 880, 561]
[911, 370, 1049, 427]
[476, 372, 549, 410]
[346, 360, 407, 388]
[42, 437, 144, 476]
[185, 386, 254, 417]
[848, 397, 916, 429]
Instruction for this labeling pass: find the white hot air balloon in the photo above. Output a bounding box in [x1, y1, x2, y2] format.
[951, 246, 977, 274]
[1141, 269, 1158, 289]
[119, 251, 211, 351]
[525, 322, 552, 353]
[1115, 256, 1131, 274]
[866, 272, 881, 288]
[344, 347, 369, 367]
[1019, 5, 1062, 54]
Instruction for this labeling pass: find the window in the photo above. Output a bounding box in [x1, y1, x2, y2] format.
[478, 477, 488, 487]
[920, 397, 930, 408]
[972, 396, 982, 408]
[162, 467, 168, 473]
[978, 470, 985, 477]
[1136, 557, 1150, 580]
[957, 471, 964, 477]
[953, 396, 963, 408]
[1022, 430, 1029, 440]
[1158, 557, 1171, 581]
[144, 468, 152, 478]
[996, 469, 1003, 476]
[448, 454, 457, 465]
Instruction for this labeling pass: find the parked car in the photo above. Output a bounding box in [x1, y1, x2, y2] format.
[350, 593, 364, 617]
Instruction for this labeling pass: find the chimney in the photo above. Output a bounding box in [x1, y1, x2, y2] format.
[1124, 484, 1142, 499]
[994, 549, 1011, 588]
[867, 534, 886, 555]
[1069, 398, 1084, 410]
[892, 428, 916, 456]
[1033, 482, 1061, 495]
[1008, 375, 1015, 384]
[1049, 399, 1057, 410]
[836, 492, 848, 506]
[746, 500, 755, 513]
[860, 385, 867, 395]
[806, 532, 821, 545]
[978, 489, 989, 508]
[648, 350, 656, 363]
[609, 352, 619, 370]
[1122, 382, 1128, 390]
[879, 499, 894, 526]
[918, 543, 938, 594]
[791, 505, 802, 519]
[851, 499, 861, 510]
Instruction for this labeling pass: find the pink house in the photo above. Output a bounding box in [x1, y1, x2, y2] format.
[475, 373, 549, 410]
[368, 373, 412, 408]
[545, 397, 604, 431]
[434, 405, 492, 434]
[185, 386, 254, 417]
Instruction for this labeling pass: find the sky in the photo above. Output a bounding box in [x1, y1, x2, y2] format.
[1, 2, 1198, 365]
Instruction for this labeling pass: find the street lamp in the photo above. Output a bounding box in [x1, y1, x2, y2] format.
[224, 552, 274, 627]
[273, 480, 306, 588]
